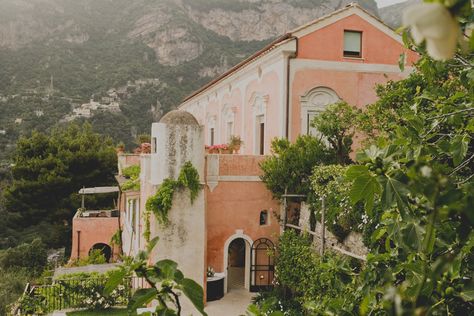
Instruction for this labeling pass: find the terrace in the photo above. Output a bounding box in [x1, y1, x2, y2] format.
[70, 187, 121, 263]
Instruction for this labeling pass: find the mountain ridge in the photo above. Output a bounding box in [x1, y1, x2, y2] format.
[0, 0, 404, 159]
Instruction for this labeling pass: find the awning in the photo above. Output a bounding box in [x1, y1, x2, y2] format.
[79, 186, 120, 194]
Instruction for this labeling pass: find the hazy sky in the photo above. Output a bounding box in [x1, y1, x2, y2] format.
[376, 0, 408, 8]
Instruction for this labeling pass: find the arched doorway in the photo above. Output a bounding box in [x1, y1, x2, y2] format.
[223, 232, 252, 293]
[89, 243, 112, 263]
[250, 238, 275, 292]
[227, 238, 246, 290]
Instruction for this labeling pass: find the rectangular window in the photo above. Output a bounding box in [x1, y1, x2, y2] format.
[226, 122, 233, 142]
[344, 31, 362, 58]
[210, 128, 215, 146]
[259, 122, 265, 155]
[152, 137, 157, 153]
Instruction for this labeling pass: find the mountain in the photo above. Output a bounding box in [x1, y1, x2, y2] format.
[0, 0, 382, 158]
[379, 0, 420, 28]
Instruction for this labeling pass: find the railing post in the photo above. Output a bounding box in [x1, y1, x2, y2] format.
[320, 197, 326, 256]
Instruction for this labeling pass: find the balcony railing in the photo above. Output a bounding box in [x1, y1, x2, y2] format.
[76, 209, 119, 218]
[13, 276, 146, 314]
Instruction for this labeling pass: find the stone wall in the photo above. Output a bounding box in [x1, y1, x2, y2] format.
[298, 202, 367, 257]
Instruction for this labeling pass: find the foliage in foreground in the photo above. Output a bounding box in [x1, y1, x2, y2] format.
[15, 270, 131, 315]
[105, 237, 207, 316]
[254, 17, 474, 313]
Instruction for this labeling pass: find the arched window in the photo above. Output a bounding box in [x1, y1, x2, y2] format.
[259, 210, 268, 226]
[300, 87, 340, 136]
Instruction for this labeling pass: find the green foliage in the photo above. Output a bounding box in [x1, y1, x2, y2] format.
[18, 270, 133, 314]
[0, 268, 30, 316]
[67, 249, 107, 267]
[343, 52, 474, 313]
[67, 308, 136, 316]
[311, 101, 360, 164]
[146, 162, 201, 225]
[272, 230, 361, 314]
[260, 136, 334, 199]
[105, 238, 207, 316]
[3, 123, 117, 249]
[0, 238, 47, 275]
[310, 165, 366, 241]
[121, 165, 141, 191]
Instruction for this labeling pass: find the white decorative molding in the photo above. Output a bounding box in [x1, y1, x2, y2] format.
[223, 231, 253, 292]
[250, 93, 269, 117]
[222, 104, 237, 123]
[206, 154, 219, 192]
[300, 86, 339, 135]
[218, 175, 261, 182]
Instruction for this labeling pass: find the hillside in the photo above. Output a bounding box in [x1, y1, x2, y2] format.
[0, 0, 382, 158]
[379, 0, 419, 28]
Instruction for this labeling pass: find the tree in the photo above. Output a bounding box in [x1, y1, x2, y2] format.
[259, 136, 334, 199]
[345, 50, 473, 314]
[4, 123, 117, 249]
[311, 101, 360, 164]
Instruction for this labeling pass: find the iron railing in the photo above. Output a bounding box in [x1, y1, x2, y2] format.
[16, 276, 146, 314]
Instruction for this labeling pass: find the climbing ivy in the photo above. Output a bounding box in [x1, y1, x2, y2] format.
[120, 165, 140, 191]
[145, 162, 201, 227]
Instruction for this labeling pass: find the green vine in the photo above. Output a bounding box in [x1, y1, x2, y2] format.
[145, 162, 201, 226]
[121, 165, 140, 191]
[144, 210, 151, 243]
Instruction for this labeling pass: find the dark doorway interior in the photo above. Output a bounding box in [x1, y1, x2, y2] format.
[228, 238, 246, 290]
[89, 243, 112, 262]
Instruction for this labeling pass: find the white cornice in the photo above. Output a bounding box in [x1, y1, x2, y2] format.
[291, 59, 413, 77]
[179, 39, 297, 110]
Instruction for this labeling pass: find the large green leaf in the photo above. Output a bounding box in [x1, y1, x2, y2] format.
[154, 259, 178, 280]
[450, 134, 469, 166]
[382, 176, 409, 218]
[346, 165, 381, 212]
[180, 278, 207, 315]
[128, 288, 158, 311]
[401, 222, 424, 251]
[104, 268, 127, 296]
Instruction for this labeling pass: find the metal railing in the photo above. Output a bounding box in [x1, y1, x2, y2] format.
[16, 276, 146, 314]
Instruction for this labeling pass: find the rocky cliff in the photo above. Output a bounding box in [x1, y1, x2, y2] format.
[0, 0, 404, 158]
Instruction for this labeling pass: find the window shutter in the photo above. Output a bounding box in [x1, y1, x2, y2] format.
[344, 31, 361, 53]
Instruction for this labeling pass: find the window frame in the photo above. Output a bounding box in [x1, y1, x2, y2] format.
[343, 30, 362, 58]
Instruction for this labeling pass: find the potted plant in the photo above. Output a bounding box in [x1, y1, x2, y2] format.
[116, 142, 125, 154]
[229, 135, 243, 154]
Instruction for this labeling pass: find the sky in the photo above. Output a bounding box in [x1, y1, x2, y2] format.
[375, 0, 408, 8]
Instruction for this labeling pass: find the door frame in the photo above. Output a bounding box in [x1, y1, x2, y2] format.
[223, 231, 253, 293]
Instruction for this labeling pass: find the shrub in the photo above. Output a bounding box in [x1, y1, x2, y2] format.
[310, 165, 366, 241]
[0, 238, 47, 275]
[67, 249, 107, 267]
[271, 230, 362, 315]
[121, 165, 140, 191]
[0, 269, 30, 316]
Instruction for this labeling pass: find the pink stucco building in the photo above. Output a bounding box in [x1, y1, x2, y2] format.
[71, 3, 417, 308]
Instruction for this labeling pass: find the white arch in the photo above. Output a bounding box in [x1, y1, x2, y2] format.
[300, 86, 340, 135]
[223, 230, 253, 293]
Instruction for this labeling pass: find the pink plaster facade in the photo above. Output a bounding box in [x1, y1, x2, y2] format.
[179, 4, 418, 153]
[70, 214, 120, 261]
[205, 155, 280, 273]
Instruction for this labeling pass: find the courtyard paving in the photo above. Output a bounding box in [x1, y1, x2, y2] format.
[205, 288, 254, 316]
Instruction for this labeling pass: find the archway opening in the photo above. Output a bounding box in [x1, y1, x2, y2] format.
[89, 243, 112, 263]
[227, 238, 246, 291]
